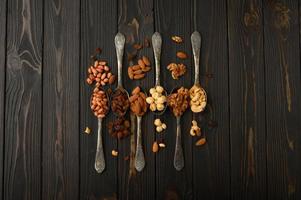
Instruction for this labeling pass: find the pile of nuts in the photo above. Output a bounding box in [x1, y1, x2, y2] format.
[108, 117, 130, 139]
[129, 86, 148, 116]
[154, 118, 167, 133]
[86, 60, 116, 86]
[189, 85, 207, 113]
[167, 87, 190, 117]
[111, 89, 130, 116]
[90, 89, 109, 118]
[167, 63, 186, 79]
[146, 86, 166, 112]
[128, 56, 151, 80]
[190, 120, 201, 136]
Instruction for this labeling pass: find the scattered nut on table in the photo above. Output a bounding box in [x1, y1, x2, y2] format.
[167, 63, 186, 79]
[190, 120, 201, 136]
[176, 51, 188, 59]
[171, 36, 183, 43]
[195, 138, 206, 146]
[84, 127, 91, 134]
[128, 56, 151, 80]
[152, 141, 159, 153]
[189, 85, 207, 113]
[146, 86, 167, 112]
[154, 118, 167, 133]
[112, 150, 118, 157]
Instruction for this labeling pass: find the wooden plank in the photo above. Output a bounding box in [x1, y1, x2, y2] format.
[117, 0, 156, 199]
[228, 0, 267, 199]
[79, 0, 118, 199]
[263, 0, 301, 199]
[42, 0, 80, 199]
[192, 0, 230, 199]
[3, 0, 43, 199]
[154, 0, 193, 199]
[0, 0, 7, 199]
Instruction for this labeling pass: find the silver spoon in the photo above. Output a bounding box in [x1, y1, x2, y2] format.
[190, 31, 207, 112]
[151, 32, 167, 115]
[168, 87, 189, 171]
[134, 90, 147, 172]
[93, 90, 110, 173]
[112, 32, 130, 117]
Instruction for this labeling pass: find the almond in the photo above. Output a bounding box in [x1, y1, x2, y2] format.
[108, 75, 116, 84]
[133, 73, 145, 80]
[128, 67, 134, 79]
[132, 86, 140, 95]
[132, 65, 141, 71]
[133, 69, 143, 75]
[195, 138, 206, 146]
[142, 56, 150, 66]
[176, 51, 188, 59]
[142, 66, 151, 72]
[152, 141, 159, 153]
[138, 59, 145, 68]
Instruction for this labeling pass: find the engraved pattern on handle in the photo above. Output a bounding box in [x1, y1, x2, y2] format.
[135, 116, 145, 172]
[115, 32, 125, 88]
[152, 32, 162, 86]
[174, 116, 184, 171]
[95, 118, 105, 173]
[191, 31, 201, 85]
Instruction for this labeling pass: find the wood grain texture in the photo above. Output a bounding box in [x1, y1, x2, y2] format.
[80, 0, 118, 199]
[228, 0, 267, 199]
[0, 0, 6, 199]
[42, 0, 80, 199]
[192, 0, 230, 199]
[263, 0, 301, 199]
[154, 0, 193, 199]
[4, 0, 43, 199]
[118, 0, 156, 199]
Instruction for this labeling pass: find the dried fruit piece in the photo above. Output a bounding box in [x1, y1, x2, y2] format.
[171, 36, 183, 43]
[84, 127, 91, 134]
[195, 138, 206, 146]
[176, 51, 188, 59]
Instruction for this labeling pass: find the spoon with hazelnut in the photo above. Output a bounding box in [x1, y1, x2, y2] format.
[91, 88, 110, 173]
[111, 32, 130, 117]
[190, 31, 207, 113]
[145, 32, 167, 115]
[129, 86, 148, 171]
[167, 87, 190, 171]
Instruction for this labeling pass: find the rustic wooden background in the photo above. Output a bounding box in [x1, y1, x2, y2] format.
[0, 0, 301, 199]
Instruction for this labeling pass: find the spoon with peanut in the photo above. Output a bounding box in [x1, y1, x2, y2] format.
[190, 31, 207, 113]
[91, 89, 110, 173]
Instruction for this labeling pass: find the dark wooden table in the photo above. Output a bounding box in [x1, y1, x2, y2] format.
[1, 0, 301, 199]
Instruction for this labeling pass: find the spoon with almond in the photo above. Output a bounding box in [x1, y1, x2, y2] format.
[190, 31, 207, 113]
[129, 86, 148, 171]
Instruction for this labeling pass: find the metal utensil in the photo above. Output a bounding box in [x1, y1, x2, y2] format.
[112, 32, 129, 117]
[151, 32, 167, 115]
[134, 89, 147, 172]
[190, 31, 207, 112]
[94, 90, 110, 173]
[168, 87, 186, 171]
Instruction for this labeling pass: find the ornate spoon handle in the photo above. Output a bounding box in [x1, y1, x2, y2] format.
[115, 32, 125, 88]
[174, 116, 184, 171]
[135, 116, 145, 172]
[95, 118, 105, 173]
[191, 31, 201, 85]
[152, 32, 162, 86]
